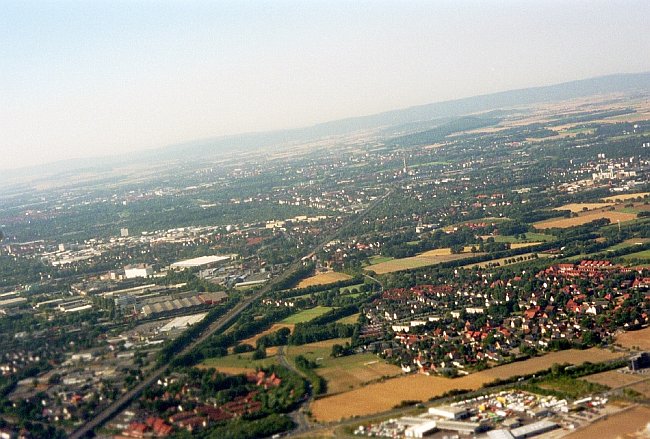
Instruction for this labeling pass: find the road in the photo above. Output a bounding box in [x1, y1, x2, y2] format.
[69, 188, 393, 438]
[277, 345, 312, 433]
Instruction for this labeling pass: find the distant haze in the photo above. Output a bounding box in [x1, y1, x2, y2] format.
[2, 0, 650, 170]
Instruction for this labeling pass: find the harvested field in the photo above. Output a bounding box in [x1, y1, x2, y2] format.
[628, 380, 650, 398]
[582, 370, 648, 389]
[311, 349, 623, 422]
[297, 272, 352, 288]
[565, 405, 650, 439]
[616, 327, 650, 351]
[553, 203, 610, 212]
[534, 211, 637, 229]
[238, 323, 294, 348]
[510, 242, 543, 249]
[366, 249, 477, 274]
[603, 192, 650, 202]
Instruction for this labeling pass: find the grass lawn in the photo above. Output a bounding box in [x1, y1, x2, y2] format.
[280, 306, 334, 324]
[199, 351, 279, 374]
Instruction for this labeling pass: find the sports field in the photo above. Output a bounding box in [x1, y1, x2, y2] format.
[297, 272, 352, 288]
[310, 348, 623, 421]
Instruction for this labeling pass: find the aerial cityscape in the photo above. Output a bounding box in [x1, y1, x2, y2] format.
[2, 2, 650, 439]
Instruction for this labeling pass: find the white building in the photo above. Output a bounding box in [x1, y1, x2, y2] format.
[124, 264, 153, 278]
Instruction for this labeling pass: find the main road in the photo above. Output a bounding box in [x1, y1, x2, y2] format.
[70, 188, 393, 439]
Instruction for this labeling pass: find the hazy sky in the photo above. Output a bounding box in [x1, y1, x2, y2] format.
[1, 0, 649, 170]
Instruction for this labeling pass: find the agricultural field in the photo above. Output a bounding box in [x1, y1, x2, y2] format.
[281, 306, 334, 324]
[534, 210, 637, 229]
[297, 271, 352, 288]
[285, 339, 403, 395]
[310, 348, 623, 421]
[339, 283, 365, 294]
[602, 192, 650, 202]
[565, 405, 650, 439]
[628, 380, 650, 398]
[616, 327, 650, 351]
[365, 248, 476, 274]
[553, 203, 611, 212]
[581, 370, 648, 389]
[510, 242, 543, 249]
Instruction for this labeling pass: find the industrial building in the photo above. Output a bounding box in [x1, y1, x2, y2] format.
[124, 264, 154, 279]
[170, 255, 235, 270]
[428, 405, 470, 420]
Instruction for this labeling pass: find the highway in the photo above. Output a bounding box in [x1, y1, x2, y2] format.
[69, 188, 393, 438]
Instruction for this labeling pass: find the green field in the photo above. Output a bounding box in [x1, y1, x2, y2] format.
[622, 249, 650, 261]
[200, 351, 279, 372]
[367, 255, 394, 265]
[336, 313, 360, 324]
[280, 306, 334, 324]
[489, 232, 555, 243]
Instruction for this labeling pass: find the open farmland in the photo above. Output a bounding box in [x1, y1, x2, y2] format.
[510, 242, 543, 249]
[534, 210, 637, 229]
[565, 405, 650, 439]
[616, 327, 650, 351]
[602, 192, 650, 202]
[365, 248, 476, 274]
[281, 306, 333, 324]
[310, 348, 623, 421]
[297, 271, 352, 288]
[553, 203, 611, 212]
[622, 249, 650, 261]
[285, 339, 403, 394]
[582, 370, 648, 389]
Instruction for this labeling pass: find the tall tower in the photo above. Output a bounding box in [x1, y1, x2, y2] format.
[403, 156, 408, 174]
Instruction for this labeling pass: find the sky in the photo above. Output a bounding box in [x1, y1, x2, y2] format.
[1, 0, 650, 171]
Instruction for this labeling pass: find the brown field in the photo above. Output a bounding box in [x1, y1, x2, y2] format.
[565, 405, 650, 439]
[553, 203, 611, 213]
[311, 349, 622, 422]
[629, 380, 650, 398]
[196, 365, 252, 375]
[510, 242, 543, 249]
[297, 272, 352, 288]
[534, 211, 637, 229]
[603, 192, 650, 202]
[616, 327, 650, 351]
[238, 323, 294, 348]
[582, 370, 648, 389]
[366, 249, 477, 274]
